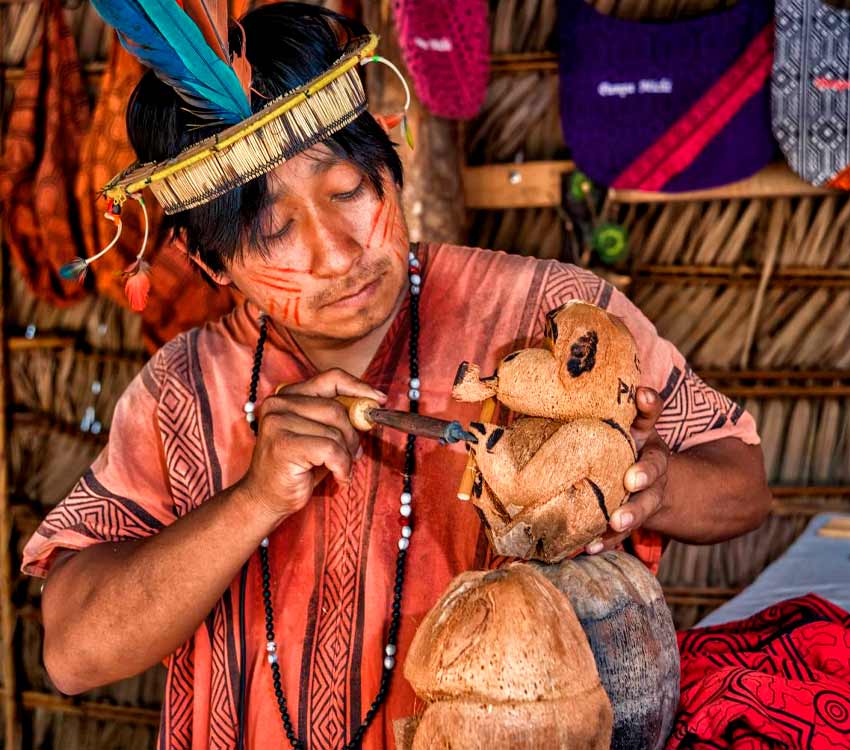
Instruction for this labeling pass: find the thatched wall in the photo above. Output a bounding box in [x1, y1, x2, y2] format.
[1, 0, 849, 748]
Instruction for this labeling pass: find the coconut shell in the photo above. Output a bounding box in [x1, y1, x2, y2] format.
[534, 552, 680, 750]
[468, 417, 636, 561]
[404, 564, 612, 750]
[453, 301, 640, 426]
[411, 697, 612, 750]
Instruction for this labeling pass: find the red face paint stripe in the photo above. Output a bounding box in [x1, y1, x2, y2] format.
[366, 200, 386, 249]
[381, 201, 396, 245]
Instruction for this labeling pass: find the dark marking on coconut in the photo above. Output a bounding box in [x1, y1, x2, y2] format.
[470, 422, 486, 434]
[545, 308, 561, 343]
[486, 428, 505, 452]
[617, 378, 637, 405]
[472, 471, 484, 499]
[634, 353, 641, 373]
[480, 373, 498, 384]
[603, 418, 637, 459]
[567, 330, 598, 377]
[503, 351, 520, 363]
[588, 479, 609, 522]
[453, 361, 470, 387]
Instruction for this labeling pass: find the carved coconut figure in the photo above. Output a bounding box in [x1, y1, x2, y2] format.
[534, 552, 680, 750]
[403, 564, 613, 750]
[453, 301, 641, 561]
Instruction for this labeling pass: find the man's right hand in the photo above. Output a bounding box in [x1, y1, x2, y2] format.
[236, 368, 387, 521]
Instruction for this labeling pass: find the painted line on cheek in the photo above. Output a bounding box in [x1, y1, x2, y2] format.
[252, 268, 314, 281]
[264, 285, 303, 294]
[366, 200, 386, 249]
[381, 201, 397, 245]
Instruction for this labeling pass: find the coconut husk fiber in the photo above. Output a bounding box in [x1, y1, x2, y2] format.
[534, 552, 679, 750]
[403, 564, 612, 750]
[453, 301, 639, 560]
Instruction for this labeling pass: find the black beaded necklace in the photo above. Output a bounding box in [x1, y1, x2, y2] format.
[244, 245, 422, 750]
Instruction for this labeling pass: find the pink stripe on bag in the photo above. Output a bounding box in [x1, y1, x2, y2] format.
[612, 23, 773, 192]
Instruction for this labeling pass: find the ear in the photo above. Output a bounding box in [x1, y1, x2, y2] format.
[172, 233, 233, 286]
[372, 112, 403, 135]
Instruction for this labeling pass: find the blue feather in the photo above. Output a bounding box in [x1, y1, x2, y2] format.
[91, 0, 251, 124]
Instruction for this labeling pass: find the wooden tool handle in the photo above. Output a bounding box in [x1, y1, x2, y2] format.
[335, 395, 381, 431]
[457, 398, 496, 500]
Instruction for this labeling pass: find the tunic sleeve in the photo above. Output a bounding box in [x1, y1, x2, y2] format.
[21, 353, 175, 578]
[603, 286, 761, 452]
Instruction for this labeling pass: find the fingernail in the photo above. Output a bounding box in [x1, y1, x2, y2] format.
[586, 541, 604, 555]
[355, 445, 364, 460]
[614, 511, 633, 531]
[375, 390, 388, 401]
[629, 470, 648, 491]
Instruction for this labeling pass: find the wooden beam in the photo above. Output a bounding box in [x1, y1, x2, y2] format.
[462, 161, 837, 209]
[700, 369, 850, 382]
[771, 485, 850, 498]
[463, 161, 574, 209]
[17, 690, 160, 726]
[635, 265, 850, 288]
[721, 384, 850, 397]
[7, 336, 75, 352]
[610, 163, 836, 203]
[12, 410, 109, 445]
[490, 52, 558, 74]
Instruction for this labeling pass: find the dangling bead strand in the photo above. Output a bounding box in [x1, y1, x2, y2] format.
[245, 245, 422, 749]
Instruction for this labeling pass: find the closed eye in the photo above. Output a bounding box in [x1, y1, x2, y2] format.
[264, 218, 293, 243]
[332, 178, 366, 202]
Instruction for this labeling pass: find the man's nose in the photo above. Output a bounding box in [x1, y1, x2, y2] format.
[303, 212, 362, 278]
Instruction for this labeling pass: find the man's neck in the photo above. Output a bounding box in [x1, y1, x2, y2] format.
[281, 289, 406, 378]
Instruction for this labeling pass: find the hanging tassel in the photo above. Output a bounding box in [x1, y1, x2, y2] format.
[123, 259, 152, 311]
[374, 112, 403, 131]
[60, 208, 123, 282]
[59, 257, 91, 282]
[402, 113, 415, 150]
[121, 194, 152, 311]
[361, 55, 414, 150]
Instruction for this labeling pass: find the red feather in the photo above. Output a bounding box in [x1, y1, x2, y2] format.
[123, 260, 152, 311]
[181, 0, 229, 62]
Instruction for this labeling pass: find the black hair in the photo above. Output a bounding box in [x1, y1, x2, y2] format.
[126, 2, 404, 275]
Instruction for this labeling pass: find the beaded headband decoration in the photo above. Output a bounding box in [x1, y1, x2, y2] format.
[62, 0, 412, 311]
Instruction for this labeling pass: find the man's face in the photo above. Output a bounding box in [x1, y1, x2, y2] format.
[220, 145, 409, 342]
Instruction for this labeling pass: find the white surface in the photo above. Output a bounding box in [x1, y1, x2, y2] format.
[698, 513, 850, 627]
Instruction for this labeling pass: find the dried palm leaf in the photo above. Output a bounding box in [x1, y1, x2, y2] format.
[759, 399, 789, 482]
[779, 399, 814, 483]
[811, 399, 841, 483]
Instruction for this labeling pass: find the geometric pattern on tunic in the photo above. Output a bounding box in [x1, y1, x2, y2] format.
[40, 470, 164, 541]
[156, 331, 223, 519]
[656, 365, 743, 451]
[304, 454, 380, 749]
[152, 332, 237, 750]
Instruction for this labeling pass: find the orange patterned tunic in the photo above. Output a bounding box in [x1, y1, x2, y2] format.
[23, 244, 759, 750]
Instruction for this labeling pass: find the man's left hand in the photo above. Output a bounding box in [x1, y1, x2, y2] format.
[586, 387, 670, 554]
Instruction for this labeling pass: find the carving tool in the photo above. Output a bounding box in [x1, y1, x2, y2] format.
[335, 396, 477, 445]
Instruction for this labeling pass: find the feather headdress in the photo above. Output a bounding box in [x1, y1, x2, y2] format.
[64, 0, 412, 310]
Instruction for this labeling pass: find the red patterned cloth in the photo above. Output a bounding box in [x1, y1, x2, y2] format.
[0, 0, 90, 306]
[669, 594, 850, 750]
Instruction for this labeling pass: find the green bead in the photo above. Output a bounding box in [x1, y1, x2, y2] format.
[569, 170, 594, 203]
[591, 222, 629, 264]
